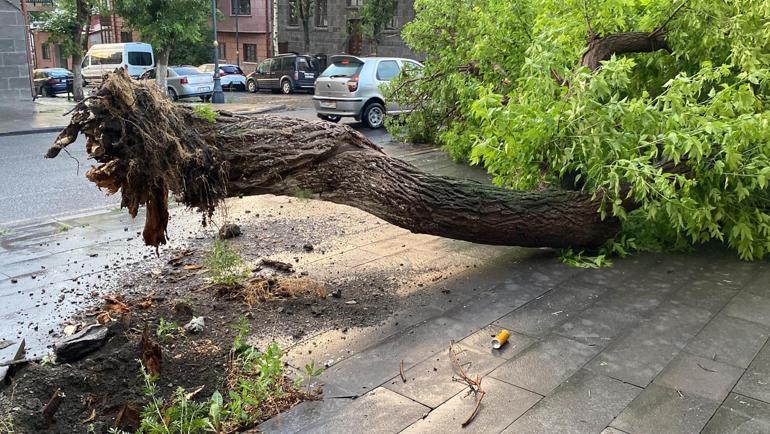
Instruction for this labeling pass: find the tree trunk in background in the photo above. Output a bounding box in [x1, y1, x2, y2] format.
[47, 71, 621, 249]
[301, 18, 311, 53]
[156, 49, 170, 96]
[70, 0, 89, 101]
[71, 52, 84, 100]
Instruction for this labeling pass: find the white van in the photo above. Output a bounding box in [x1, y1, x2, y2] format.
[82, 42, 154, 83]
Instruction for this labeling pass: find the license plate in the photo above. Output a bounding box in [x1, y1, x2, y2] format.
[319, 101, 336, 109]
[198, 86, 211, 92]
[304, 73, 315, 78]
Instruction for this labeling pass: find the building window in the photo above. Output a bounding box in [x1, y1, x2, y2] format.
[347, 0, 363, 6]
[120, 31, 133, 42]
[244, 43, 257, 62]
[219, 42, 226, 59]
[288, 0, 299, 26]
[385, 1, 398, 29]
[315, 0, 328, 27]
[41, 43, 51, 60]
[231, 0, 251, 15]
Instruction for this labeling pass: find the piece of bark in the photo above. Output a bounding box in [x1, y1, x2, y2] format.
[45, 70, 621, 251]
[261, 258, 295, 273]
[140, 323, 162, 377]
[54, 325, 109, 363]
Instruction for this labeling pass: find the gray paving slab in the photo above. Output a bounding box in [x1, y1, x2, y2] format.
[494, 282, 608, 338]
[586, 303, 713, 387]
[402, 377, 541, 434]
[591, 279, 676, 315]
[743, 269, 770, 298]
[572, 254, 656, 288]
[702, 393, 770, 434]
[610, 383, 720, 434]
[685, 314, 770, 368]
[300, 387, 429, 434]
[600, 428, 629, 434]
[501, 370, 641, 434]
[667, 281, 740, 313]
[490, 334, 600, 395]
[734, 341, 770, 403]
[445, 283, 550, 331]
[724, 292, 770, 327]
[383, 341, 507, 409]
[320, 315, 477, 396]
[556, 306, 641, 347]
[259, 397, 352, 434]
[653, 352, 743, 402]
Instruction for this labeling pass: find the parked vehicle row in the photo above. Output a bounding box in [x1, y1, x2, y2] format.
[42, 42, 425, 129]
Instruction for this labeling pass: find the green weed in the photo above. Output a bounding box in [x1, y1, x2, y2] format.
[0, 415, 14, 434]
[559, 248, 613, 269]
[156, 318, 180, 343]
[292, 187, 314, 199]
[204, 240, 249, 286]
[193, 104, 217, 123]
[56, 222, 71, 232]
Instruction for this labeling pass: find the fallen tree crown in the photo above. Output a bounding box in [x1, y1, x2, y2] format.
[46, 70, 619, 249]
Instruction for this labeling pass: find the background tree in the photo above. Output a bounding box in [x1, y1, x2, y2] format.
[290, 0, 313, 53]
[39, 0, 97, 100]
[114, 0, 210, 95]
[386, 0, 770, 260]
[359, 0, 397, 54]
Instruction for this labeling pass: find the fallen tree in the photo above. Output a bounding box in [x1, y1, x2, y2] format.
[46, 71, 619, 250]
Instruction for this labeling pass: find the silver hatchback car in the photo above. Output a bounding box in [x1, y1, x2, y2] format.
[313, 55, 423, 128]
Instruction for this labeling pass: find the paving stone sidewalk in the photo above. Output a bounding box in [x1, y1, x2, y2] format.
[262, 247, 770, 433]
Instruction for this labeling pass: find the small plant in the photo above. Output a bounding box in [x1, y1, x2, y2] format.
[292, 187, 314, 199]
[56, 222, 71, 232]
[193, 104, 217, 123]
[0, 226, 12, 237]
[204, 240, 249, 286]
[559, 248, 613, 269]
[137, 363, 211, 433]
[0, 415, 14, 434]
[156, 318, 180, 343]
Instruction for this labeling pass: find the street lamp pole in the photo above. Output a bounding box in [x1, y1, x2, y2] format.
[211, 0, 224, 103]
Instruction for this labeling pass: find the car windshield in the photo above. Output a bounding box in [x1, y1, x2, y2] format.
[172, 67, 201, 75]
[320, 61, 361, 78]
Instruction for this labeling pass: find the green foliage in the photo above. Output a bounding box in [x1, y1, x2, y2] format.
[137, 363, 211, 434]
[168, 25, 214, 66]
[193, 104, 218, 123]
[204, 240, 248, 286]
[114, 0, 211, 53]
[136, 319, 319, 433]
[389, 0, 770, 260]
[559, 249, 612, 269]
[39, 0, 100, 58]
[156, 318, 179, 342]
[292, 187, 314, 199]
[359, 0, 397, 43]
[0, 415, 14, 434]
[57, 222, 71, 232]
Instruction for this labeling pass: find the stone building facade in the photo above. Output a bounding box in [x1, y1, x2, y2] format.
[0, 0, 32, 100]
[276, 0, 418, 60]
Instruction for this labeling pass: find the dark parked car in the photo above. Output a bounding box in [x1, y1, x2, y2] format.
[33, 68, 73, 97]
[246, 53, 318, 94]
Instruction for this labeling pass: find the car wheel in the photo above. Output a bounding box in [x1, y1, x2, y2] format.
[247, 80, 257, 93]
[41, 86, 52, 97]
[167, 87, 179, 101]
[319, 115, 341, 123]
[362, 102, 385, 129]
[281, 79, 292, 94]
[200, 95, 212, 102]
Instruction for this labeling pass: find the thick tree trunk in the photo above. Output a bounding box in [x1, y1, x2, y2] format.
[45, 71, 620, 249]
[71, 52, 84, 101]
[581, 31, 670, 71]
[156, 49, 170, 96]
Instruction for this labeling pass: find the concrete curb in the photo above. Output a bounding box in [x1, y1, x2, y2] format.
[0, 105, 288, 138]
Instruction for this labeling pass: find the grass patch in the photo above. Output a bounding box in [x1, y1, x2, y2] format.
[292, 187, 314, 199]
[193, 104, 218, 123]
[56, 222, 71, 232]
[136, 318, 321, 433]
[204, 240, 249, 286]
[232, 277, 326, 306]
[0, 227, 12, 237]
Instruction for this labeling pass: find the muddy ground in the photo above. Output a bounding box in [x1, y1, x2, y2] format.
[0, 195, 505, 433]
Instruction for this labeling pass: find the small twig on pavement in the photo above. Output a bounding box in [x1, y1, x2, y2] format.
[448, 341, 486, 427]
[400, 360, 407, 383]
[697, 362, 718, 373]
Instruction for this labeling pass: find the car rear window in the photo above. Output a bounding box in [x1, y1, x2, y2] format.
[172, 67, 201, 75]
[221, 65, 243, 74]
[128, 51, 153, 66]
[48, 70, 72, 78]
[297, 57, 316, 72]
[320, 62, 362, 78]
